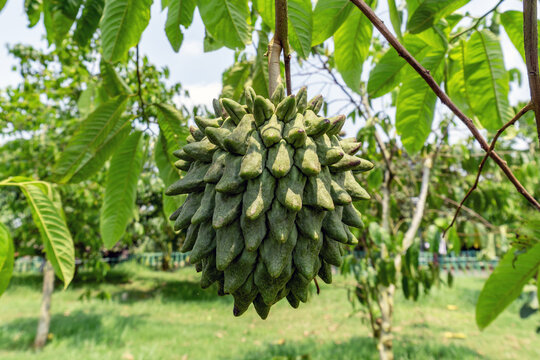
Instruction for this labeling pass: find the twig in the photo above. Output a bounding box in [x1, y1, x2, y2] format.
[450, 0, 504, 42]
[350, 0, 540, 211]
[135, 45, 147, 122]
[284, 53, 292, 95]
[523, 0, 540, 144]
[313, 277, 320, 295]
[435, 194, 495, 229]
[444, 103, 533, 235]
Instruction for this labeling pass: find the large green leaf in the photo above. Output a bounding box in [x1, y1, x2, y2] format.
[446, 40, 473, 115]
[69, 118, 132, 183]
[0, 223, 14, 296]
[396, 41, 446, 154]
[222, 61, 252, 101]
[100, 61, 133, 97]
[0, 0, 7, 12]
[44, 0, 82, 46]
[254, 0, 274, 29]
[25, 0, 42, 27]
[197, 0, 250, 49]
[52, 95, 129, 183]
[334, 2, 374, 93]
[155, 134, 184, 219]
[476, 244, 540, 329]
[500, 10, 540, 64]
[251, 30, 270, 98]
[464, 30, 513, 130]
[311, 0, 353, 46]
[407, 0, 469, 34]
[74, 0, 104, 47]
[165, 0, 196, 52]
[155, 103, 189, 163]
[387, 0, 402, 40]
[367, 32, 432, 98]
[14, 180, 75, 286]
[100, 131, 144, 248]
[288, 0, 312, 59]
[100, 0, 153, 63]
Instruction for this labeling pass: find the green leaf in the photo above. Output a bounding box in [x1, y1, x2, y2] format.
[100, 131, 144, 248]
[334, 2, 375, 93]
[387, 0, 402, 40]
[155, 134, 184, 219]
[500, 10, 540, 64]
[203, 30, 224, 52]
[311, 0, 354, 46]
[396, 39, 446, 154]
[0, 0, 7, 12]
[100, 61, 133, 96]
[254, 0, 274, 29]
[367, 32, 432, 98]
[43, 0, 82, 46]
[222, 61, 252, 101]
[69, 118, 132, 183]
[52, 95, 129, 183]
[74, 0, 104, 47]
[25, 0, 43, 27]
[17, 181, 75, 286]
[155, 103, 189, 163]
[100, 0, 153, 63]
[288, 0, 312, 59]
[197, 0, 250, 49]
[0, 223, 14, 296]
[165, 0, 196, 52]
[407, 0, 469, 34]
[446, 39, 473, 115]
[251, 30, 270, 98]
[78, 83, 97, 117]
[464, 30, 513, 130]
[476, 244, 540, 329]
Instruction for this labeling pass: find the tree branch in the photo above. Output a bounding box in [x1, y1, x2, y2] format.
[523, 0, 540, 144]
[268, 0, 290, 96]
[349, 0, 540, 211]
[435, 195, 495, 229]
[444, 103, 533, 235]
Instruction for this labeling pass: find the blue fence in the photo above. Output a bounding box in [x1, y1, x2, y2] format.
[13, 250, 498, 274]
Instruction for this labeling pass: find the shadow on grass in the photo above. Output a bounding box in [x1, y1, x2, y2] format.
[229, 336, 483, 360]
[109, 279, 229, 304]
[0, 310, 146, 351]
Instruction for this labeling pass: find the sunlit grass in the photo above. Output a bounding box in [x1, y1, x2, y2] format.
[0, 263, 538, 360]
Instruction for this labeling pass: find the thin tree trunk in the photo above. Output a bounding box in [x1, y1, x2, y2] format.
[34, 261, 54, 350]
[377, 284, 395, 360]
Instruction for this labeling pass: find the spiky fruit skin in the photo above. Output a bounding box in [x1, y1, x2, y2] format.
[166, 85, 374, 319]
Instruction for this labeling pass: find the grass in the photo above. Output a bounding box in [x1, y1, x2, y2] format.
[0, 263, 538, 360]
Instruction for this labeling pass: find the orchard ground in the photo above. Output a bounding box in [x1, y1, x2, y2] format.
[0, 264, 537, 360]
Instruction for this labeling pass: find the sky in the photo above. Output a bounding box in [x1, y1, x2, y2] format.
[0, 0, 532, 140]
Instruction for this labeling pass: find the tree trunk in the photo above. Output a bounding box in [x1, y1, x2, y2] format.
[377, 285, 395, 360]
[34, 261, 54, 350]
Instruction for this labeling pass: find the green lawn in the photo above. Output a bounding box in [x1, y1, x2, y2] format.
[0, 264, 538, 360]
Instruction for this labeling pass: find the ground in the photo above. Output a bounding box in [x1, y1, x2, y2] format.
[0, 264, 538, 360]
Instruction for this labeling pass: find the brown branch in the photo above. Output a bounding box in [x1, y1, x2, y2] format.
[350, 0, 540, 211]
[313, 277, 320, 295]
[284, 53, 292, 95]
[443, 103, 533, 236]
[523, 0, 540, 144]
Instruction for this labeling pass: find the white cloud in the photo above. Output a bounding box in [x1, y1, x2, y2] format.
[174, 82, 222, 110]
